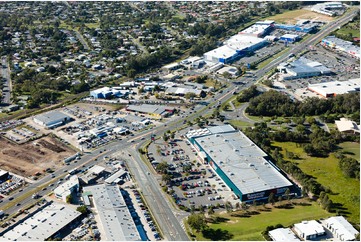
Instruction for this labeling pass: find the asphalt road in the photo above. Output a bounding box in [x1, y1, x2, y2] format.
[0, 8, 358, 240]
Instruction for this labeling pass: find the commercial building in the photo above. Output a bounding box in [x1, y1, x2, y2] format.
[104, 169, 128, 184]
[278, 57, 332, 80]
[324, 216, 359, 241]
[293, 220, 326, 240]
[126, 104, 175, 119]
[82, 184, 141, 241]
[33, 110, 73, 128]
[239, 20, 274, 37]
[335, 118, 360, 134]
[0, 202, 81, 241]
[54, 175, 79, 202]
[311, 2, 344, 16]
[204, 34, 268, 64]
[307, 79, 360, 98]
[321, 36, 360, 59]
[186, 125, 293, 202]
[275, 22, 318, 33]
[269, 228, 300, 241]
[90, 87, 129, 99]
[79, 165, 106, 185]
[279, 34, 300, 43]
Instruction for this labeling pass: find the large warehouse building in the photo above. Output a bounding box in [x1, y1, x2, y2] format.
[278, 57, 332, 80]
[186, 125, 294, 202]
[307, 79, 360, 98]
[0, 202, 81, 241]
[33, 110, 73, 128]
[204, 34, 268, 64]
[83, 184, 141, 241]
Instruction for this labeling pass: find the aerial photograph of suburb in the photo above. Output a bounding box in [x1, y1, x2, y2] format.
[0, 1, 359, 241]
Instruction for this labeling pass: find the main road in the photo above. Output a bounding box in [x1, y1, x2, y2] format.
[1, 56, 12, 104]
[0, 7, 358, 240]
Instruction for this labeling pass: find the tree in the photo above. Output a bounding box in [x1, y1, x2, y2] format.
[156, 162, 169, 174]
[187, 213, 208, 232]
[185, 92, 196, 100]
[162, 174, 172, 185]
[76, 205, 88, 214]
[268, 192, 275, 205]
[66, 194, 72, 204]
[208, 206, 215, 215]
[284, 188, 291, 201]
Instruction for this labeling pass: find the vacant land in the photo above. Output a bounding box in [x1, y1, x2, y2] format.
[336, 19, 360, 38]
[192, 199, 330, 241]
[273, 141, 360, 224]
[265, 9, 334, 24]
[0, 136, 76, 178]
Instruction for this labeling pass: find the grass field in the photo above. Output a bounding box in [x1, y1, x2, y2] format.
[229, 119, 253, 129]
[338, 142, 360, 161]
[336, 28, 360, 38]
[256, 47, 290, 69]
[84, 22, 100, 29]
[272, 141, 360, 224]
[192, 200, 330, 241]
[263, 9, 334, 24]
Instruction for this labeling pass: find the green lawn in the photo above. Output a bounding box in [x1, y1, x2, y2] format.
[336, 28, 360, 38]
[273, 141, 360, 224]
[192, 201, 330, 241]
[338, 142, 360, 161]
[84, 22, 100, 29]
[229, 119, 253, 129]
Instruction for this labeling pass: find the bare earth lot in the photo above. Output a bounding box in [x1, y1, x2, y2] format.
[266, 9, 334, 24]
[0, 136, 76, 177]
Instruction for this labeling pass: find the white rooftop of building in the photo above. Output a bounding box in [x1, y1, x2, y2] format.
[335, 118, 360, 133]
[269, 228, 301, 241]
[281, 34, 299, 39]
[104, 169, 127, 184]
[54, 175, 79, 198]
[83, 184, 140, 241]
[190, 128, 292, 195]
[240, 23, 271, 35]
[88, 165, 106, 175]
[226, 34, 266, 51]
[204, 45, 238, 59]
[33, 110, 72, 125]
[324, 216, 359, 241]
[1, 202, 81, 241]
[308, 79, 360, 97]
[165, 86, 202, 95]
[186, 124, 235, 139]
[294, 220, 325, 237]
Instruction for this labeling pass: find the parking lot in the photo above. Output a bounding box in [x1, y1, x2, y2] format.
[147, 128, 240, 212]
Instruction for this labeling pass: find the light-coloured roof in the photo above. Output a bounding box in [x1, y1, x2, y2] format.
[325, 216, 359, 241]
[127, 104, 174, 116]
[308, 80, 360, 97]
[33, 111, 72, 126]
[226, 35, 266, 51]
[191, 128, 292, 195]
[165, 87, 202, 95]
[83, 184, 140, 241]
[240, 23, 271, 35]
[88, 165, 106, 175]
[294, 220, 325, 237]
[1, 202, 81, 241]
[269, 228, 301, 241]
[54, 175, 79, 198]
[105, 169, 127, 184]
[281, 34, 299, 39]
[335, 118, 360, 133]
[204, 45, 238, 60]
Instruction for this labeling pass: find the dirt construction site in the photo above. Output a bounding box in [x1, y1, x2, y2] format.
[0, 135, 76, 178]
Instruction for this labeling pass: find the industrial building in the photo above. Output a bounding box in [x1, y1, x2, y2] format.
[268, 228, 300, 241]
[90, 87, 129, 99]
[311, 2, 344, 16]
[186, 125, 293, 202]
[126, 104, 175, 119]
[293, 220, 326, 240]
[278, 57, 332, 80]
[82, 184, 141, 241]
[274, 22, 318, 33]
[324, 216, 359, 241]
[279, 34, 300, 43]
[204, 34, 268, 64]
[33, 110, 73, 128]
[0, 201, 81, 241]
[307, 79, 360, 98]
[335, 118, 360, 134]
[54, 175, 79, 202]
[79, 165, 106, 185]
[321, 36, 360, 59]
[239, 20, 274, 37]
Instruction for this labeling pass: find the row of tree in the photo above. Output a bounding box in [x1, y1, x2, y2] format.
[246, 90, 360, 121]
